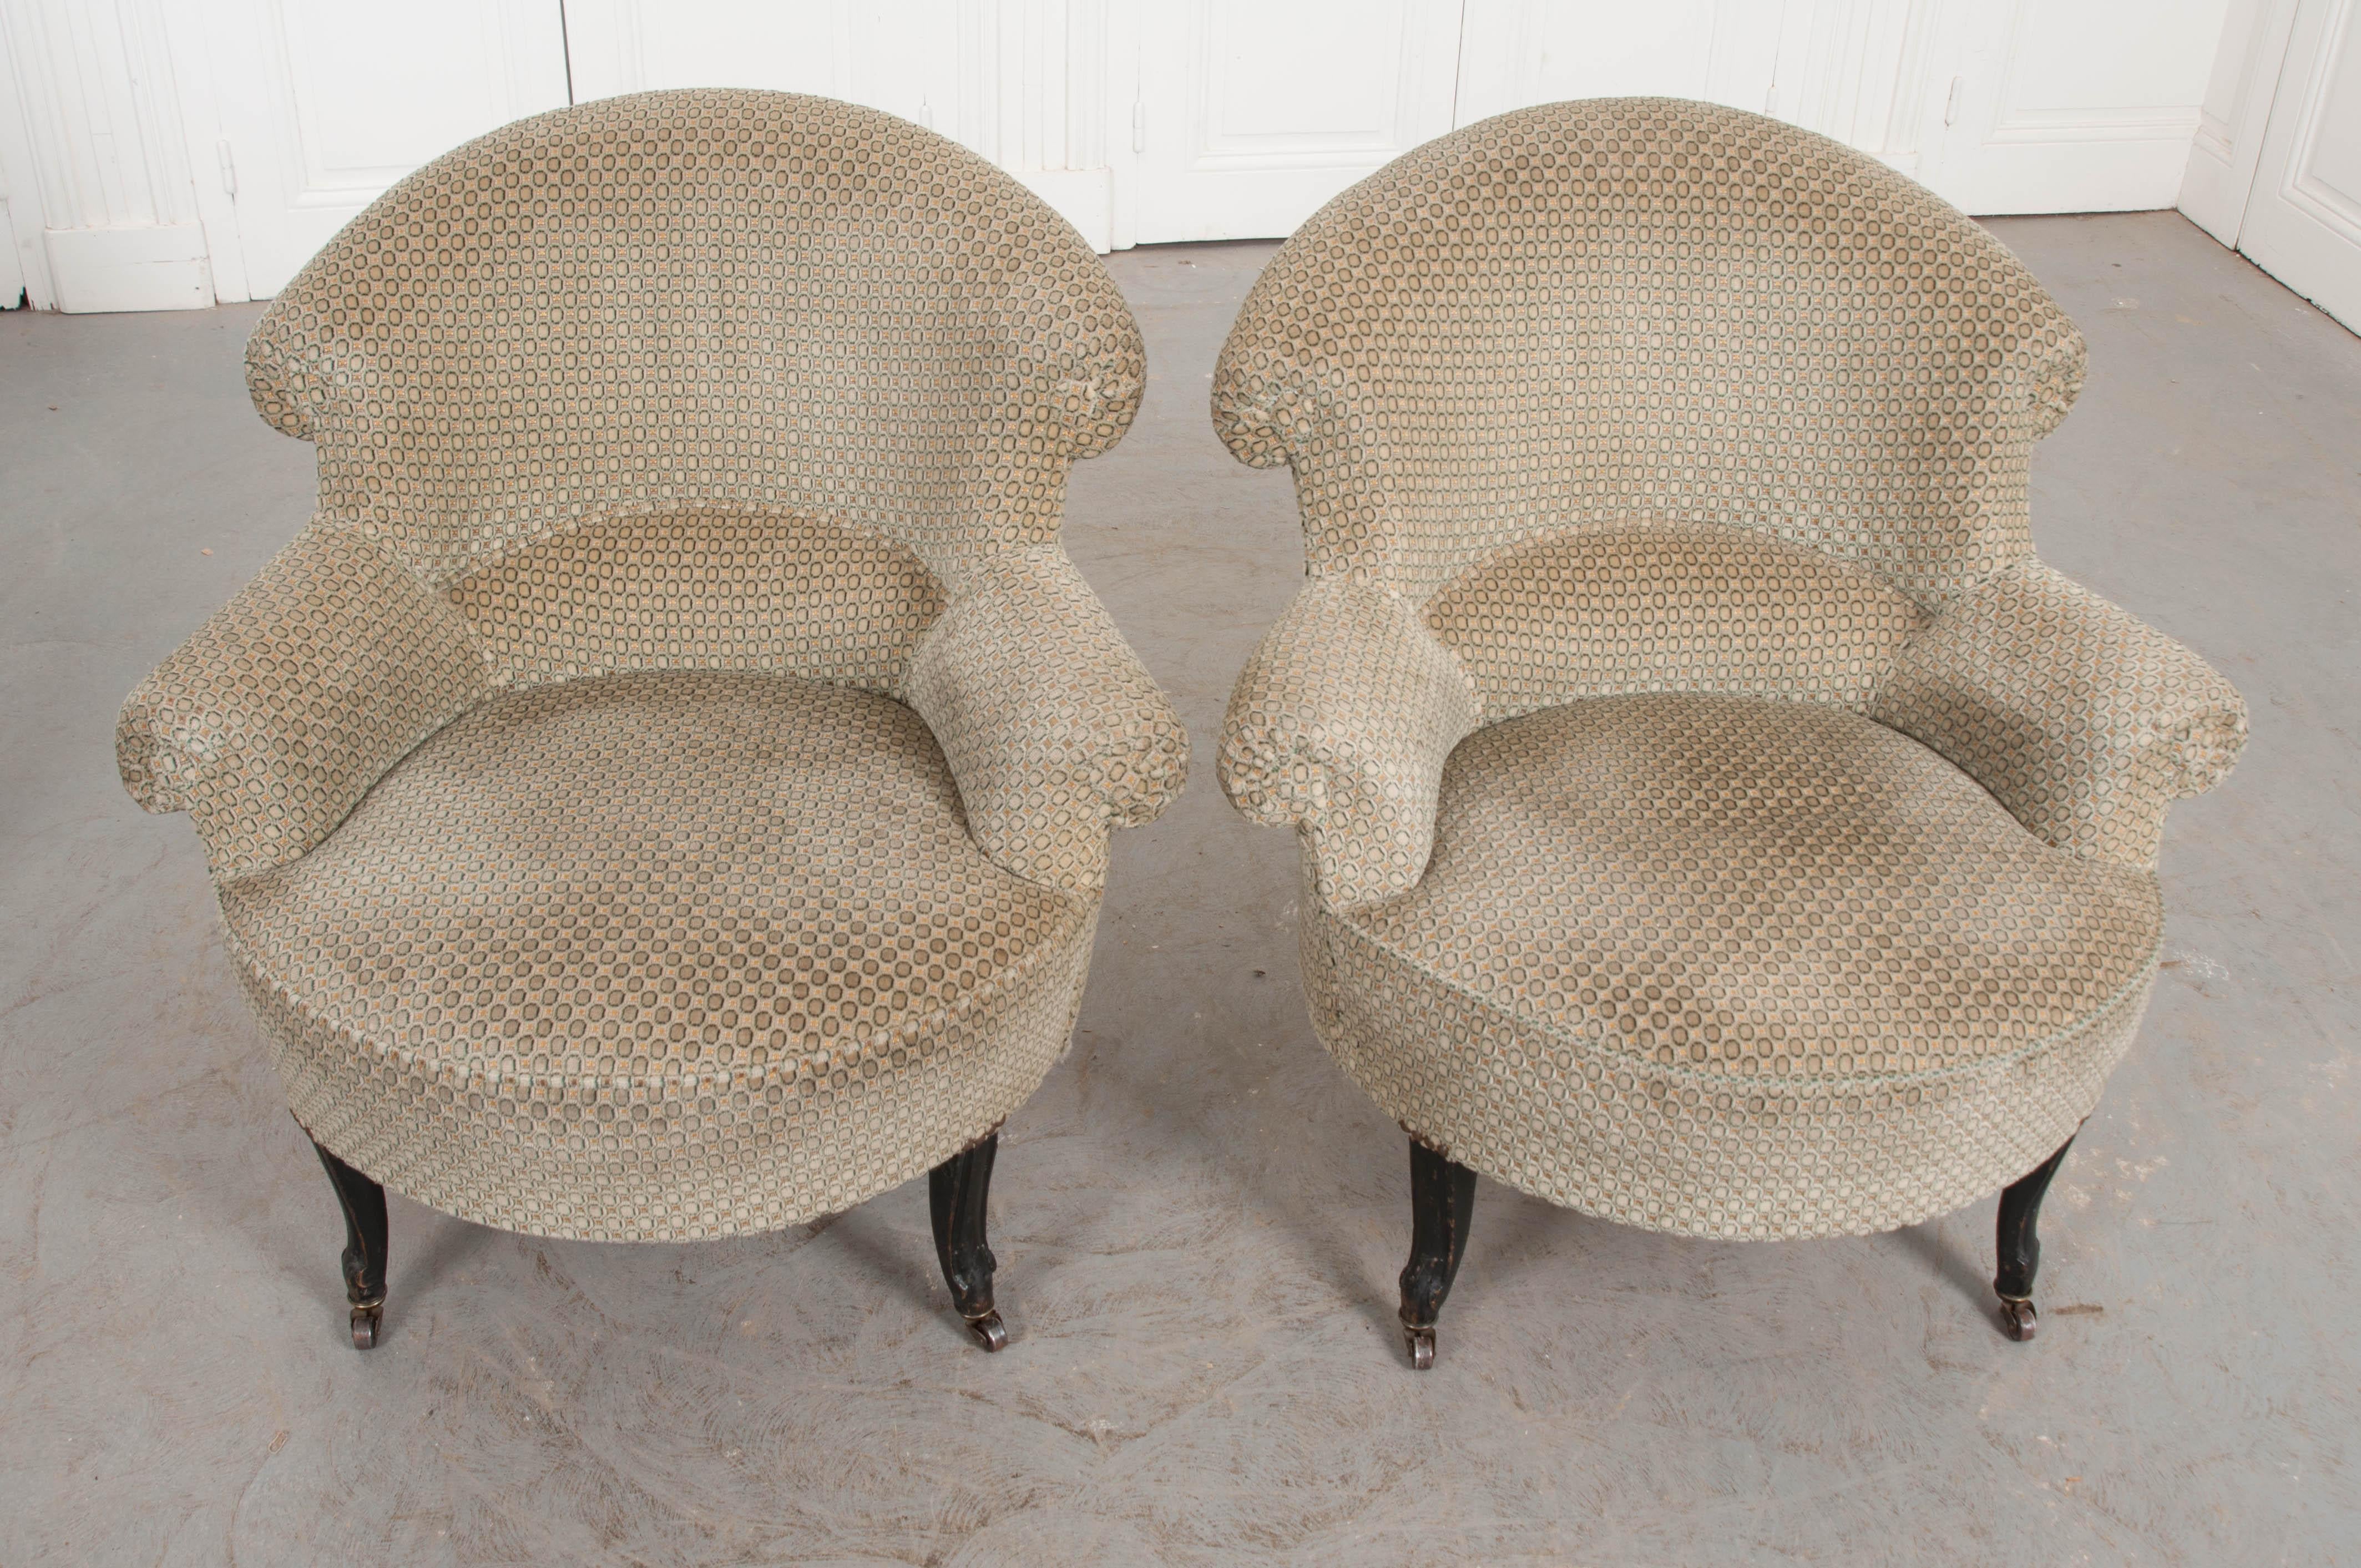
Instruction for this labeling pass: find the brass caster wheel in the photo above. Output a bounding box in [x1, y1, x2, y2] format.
[1404, 1323, 1436, 1370]
[964, 1310, 1008, 1352]
[350, 1300, 385, 1350]
[1998, 1296, 2038, 1343]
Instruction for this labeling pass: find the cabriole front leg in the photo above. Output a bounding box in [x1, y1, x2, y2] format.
[1994, 1130, 2079, 1342]
[929, 1130, 1006, 1351]
[298, 1118, 389, 1350]
[1398, 1135, 1479, 1370]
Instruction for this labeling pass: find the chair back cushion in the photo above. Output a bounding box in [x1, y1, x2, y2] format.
[449, 507, 946, 692]
[247, 90, 1142, 588]
[1213, 98, 2084, 610]
[1425, 520, 1928, 721]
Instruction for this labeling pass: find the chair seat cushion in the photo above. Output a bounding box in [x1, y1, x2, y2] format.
[222, 670, 1097, 1241]
[1306, 692, 2164, 1240]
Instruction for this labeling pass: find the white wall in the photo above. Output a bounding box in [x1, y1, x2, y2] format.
[2181, 0, 2361, 331]
[1127, 0, 2241, 245]
[0, 0, 2252, 312]
[1925, 0, 2237, 214]
[0, 0, 213, 310]
[2180, 0, 2294, 244]
[560, 0, 1116, 256]
[183, 0, 574, 302]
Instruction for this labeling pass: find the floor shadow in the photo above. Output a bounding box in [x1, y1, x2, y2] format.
[1474, 1184, 1591, 1291]
[1100, 1031, 1409, 1352]
[1892, 1213, 1993, 1310]
[813, 1200, 953, 1336]
[393, 1198, 499, 1304]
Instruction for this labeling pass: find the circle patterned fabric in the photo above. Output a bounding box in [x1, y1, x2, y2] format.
[223, 672, 1096, 1240]
[116, 524, 492, 881]
[247, 89, 1145, 588]
[1315, 693, 2164, 1238]
[451, 507, 948, 692]
[1425, 518, 1929, 723]
[118, 90, 1189, 1242]
[1214, 99, 2245, 1239]
[1212, 97, 2086, 609]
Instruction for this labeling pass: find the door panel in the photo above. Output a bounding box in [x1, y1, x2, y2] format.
[1927, 0, 2236, 214]
[561, 0, 954, 125]
[1131, 0, 1464, 243]
[200, 0, 571, 297]
[561, 1, 1106, 249]
[164, 0, 2311, 295]
[2239, 0, 2361, 329]
[1453, 1, 1937, 186]
[2177, 0, 2299, 246]
[1455, 0, 1782, 128]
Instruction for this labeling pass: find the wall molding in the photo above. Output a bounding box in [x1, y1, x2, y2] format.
[43, 218, 208, 311]
[0, 1, 2286, 305]
[0, 0, 211, 310]
[963, 0, 1112, 247]
[1988, 107, 2205, 144]
[2274, 0, 2361, 237]
[2178, 0, 2301, 245]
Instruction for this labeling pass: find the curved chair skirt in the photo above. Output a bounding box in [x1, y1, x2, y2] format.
[252, 912, 1096, 1245]
[1303, 901, 2154, 1243]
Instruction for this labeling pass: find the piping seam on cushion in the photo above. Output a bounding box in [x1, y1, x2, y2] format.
[219, 885, 1098, 1101]
[1316, 904, 2164, 1096]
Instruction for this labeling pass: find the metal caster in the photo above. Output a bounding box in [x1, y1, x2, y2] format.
[351, 1299, 385, 1350]
[304, 1126, 391, 1355]
[932, 1135, 1007, 1354]
[964, 1310, 1008, 1352]
[1397, 1138, 1474, 1372]
[1994, 1131, 2074, 1344]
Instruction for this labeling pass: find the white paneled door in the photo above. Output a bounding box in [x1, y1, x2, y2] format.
[1129, 0, 1464, 243]
[557, 0, 1111, 250]
[176, 0, 571, 300]
[9, 0, 2343, 310]
[1454, 0, 1784, 128]
[562, 0, 954, 115]
[1927, 0, 2236, 214]
[2237, 0, 2361, 328]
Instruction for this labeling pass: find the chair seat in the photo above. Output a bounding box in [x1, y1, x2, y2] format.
[223, 670, 1097, 1241]
[1308, 691, 2165, 1240]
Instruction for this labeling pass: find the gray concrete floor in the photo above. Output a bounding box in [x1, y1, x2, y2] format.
[2, 212, 2355, 1565]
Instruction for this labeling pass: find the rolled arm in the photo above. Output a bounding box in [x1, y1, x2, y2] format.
[1211, 335, 1399, 580]
[903, 545, 1189, 896]
[115, 522, 491, 881]
[1218, 575, 1482, 908]
[1869, 558, 2246, 868]
[1025, 299, 1146, 463]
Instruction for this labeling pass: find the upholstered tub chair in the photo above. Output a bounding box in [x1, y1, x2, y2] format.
[1214, 99, 2245, 1368]
[115, 90, 1186, 1352]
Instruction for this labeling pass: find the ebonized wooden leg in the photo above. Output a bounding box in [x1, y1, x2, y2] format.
[1397, 1136, 1479, 1370]
[929, 1131, 1006, 1351]
[1994, 1131, 2077, 1342]
[299, 1119, 388, 1350]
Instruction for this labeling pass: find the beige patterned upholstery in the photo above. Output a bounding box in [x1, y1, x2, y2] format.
[118, 90, 1185, 1240]
[1216, 99, 2245, 1238]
